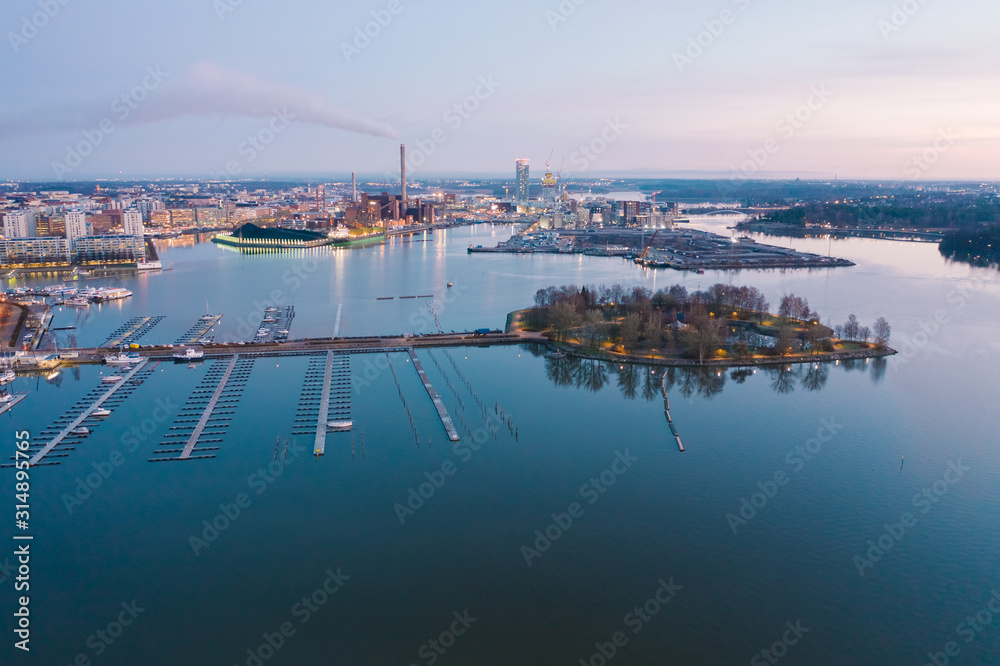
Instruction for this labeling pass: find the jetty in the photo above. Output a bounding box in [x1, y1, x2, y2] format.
[28, 361, 150, 465]
[407, 348, 460, 442]
[151, 356, 253, 462]
[176, 314, 223, 345]
[102, 316, 165, 348]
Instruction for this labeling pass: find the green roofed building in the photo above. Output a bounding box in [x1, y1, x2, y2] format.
[211, 223, 331, 249]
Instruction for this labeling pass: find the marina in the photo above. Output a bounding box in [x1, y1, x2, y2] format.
[24, 360, 151, 466]
[151, 355, 251, 462]
[251, 306, 295, 342]
[175, 314, 224, 345]
[101, 315, 165, 348]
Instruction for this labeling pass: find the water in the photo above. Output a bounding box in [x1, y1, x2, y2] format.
[2, 224, 999, 664]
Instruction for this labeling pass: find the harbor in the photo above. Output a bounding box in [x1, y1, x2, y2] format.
[469, 227, 855, 271]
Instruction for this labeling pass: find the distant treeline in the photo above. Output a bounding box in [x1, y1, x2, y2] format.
[757, 200, 1000, 229]
[939, 225, 1000, 268]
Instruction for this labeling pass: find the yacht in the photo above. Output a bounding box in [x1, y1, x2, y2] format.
[71, 427, 90, 435]
[0, 369, 15, 384]
[0, 393, 15, 404]
[327, 420, 353, 432]
[65, 297, 90, 307]
[92, 408, 111, 417]
[102, 375, 124, 383]
[137, 260, 162, 270]
[172, 347, 204, 360]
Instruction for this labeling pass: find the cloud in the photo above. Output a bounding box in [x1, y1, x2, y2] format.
[0, 62, 399, 141]
[137, 62, 399, 140]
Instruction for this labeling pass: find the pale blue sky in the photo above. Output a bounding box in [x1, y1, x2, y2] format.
[1, 0, 997, 180]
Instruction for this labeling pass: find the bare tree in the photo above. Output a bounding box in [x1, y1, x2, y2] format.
[873, 317, 891, 347]
[641, 314, 661, 349]
[843, 314, 860, 341]
[617, 312, 640, 351]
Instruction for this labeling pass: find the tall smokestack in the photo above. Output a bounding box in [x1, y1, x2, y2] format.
[352, 171, 357, 203]
[400, 144, 407, 219]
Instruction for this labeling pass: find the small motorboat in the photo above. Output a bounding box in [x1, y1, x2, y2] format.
[71, 427, 90, 435]
[102, 375, 123, 383]
[327, 420, 353, 432]
[92, 408, 111, 417]
[447, 282, 453, 288]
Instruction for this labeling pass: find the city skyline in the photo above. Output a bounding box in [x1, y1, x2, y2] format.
[2, 0, 999, 181]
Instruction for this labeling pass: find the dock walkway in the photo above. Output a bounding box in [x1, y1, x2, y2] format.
[29, 361, 149, 465]
[407, 348, 460, 442]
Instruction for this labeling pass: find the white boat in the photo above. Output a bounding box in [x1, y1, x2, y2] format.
[71, 427, 90, 435]
[102, 375, 123, 383]
[262, 317, 276, 323]
[137, 260, 162, 270]
[198, 338, 212, 344]
[327, 420, 353, 432]
[172, 348, 204, 360]
[0, 393, 15, 404]
[105, 353, 141, 365]
[65, 297, 90, 307]
[199, 314, 216, 321]
[92, 408, 111, 417]
[0, 369, 15, 384]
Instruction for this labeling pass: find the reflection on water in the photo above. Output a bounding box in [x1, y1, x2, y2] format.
[533, 345, 887, 400]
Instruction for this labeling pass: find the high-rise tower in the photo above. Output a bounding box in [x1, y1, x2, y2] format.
[515, 159, 530, 201]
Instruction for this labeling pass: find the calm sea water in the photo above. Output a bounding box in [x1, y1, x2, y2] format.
[2, 223, 999, 665]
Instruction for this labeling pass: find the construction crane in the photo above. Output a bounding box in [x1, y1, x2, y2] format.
[545, 149, 553, 171]
[640, 230, 659, 260]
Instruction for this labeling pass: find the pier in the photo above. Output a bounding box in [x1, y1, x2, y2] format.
[102, 316, 165, 348]
[151, 355, 254, 462]
[28, 360, 150, 465]
[407, 348, 460, 442]
[176, 314, 223, 345]
[0, 393, 28, 416]
[308, 351, 351, 456]
[250, 306, 295, 343]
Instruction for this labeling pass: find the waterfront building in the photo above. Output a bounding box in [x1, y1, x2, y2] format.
[72, 235, 145, 263]
[0, 237, 71, 265]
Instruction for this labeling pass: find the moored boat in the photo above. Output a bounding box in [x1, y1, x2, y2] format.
[105, 353, 141, 365]
[172, 347, 204, 360]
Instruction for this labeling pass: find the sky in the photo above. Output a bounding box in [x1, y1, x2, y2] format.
[1, 0, 998, 182]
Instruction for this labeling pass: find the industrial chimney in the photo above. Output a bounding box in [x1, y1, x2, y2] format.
[400, 144, 407, 219]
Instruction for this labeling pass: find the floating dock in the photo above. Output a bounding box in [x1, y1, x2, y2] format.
[103, 316, 165, 348]
[28, 361, 150, 465]
[0, 393, 28, 416]
[407, 348, 460, 442]
[150, 356, 254, 462]
[251, 306, 295, 343]
[176, 315, 223, 345]
[293, 352, 351, 456]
